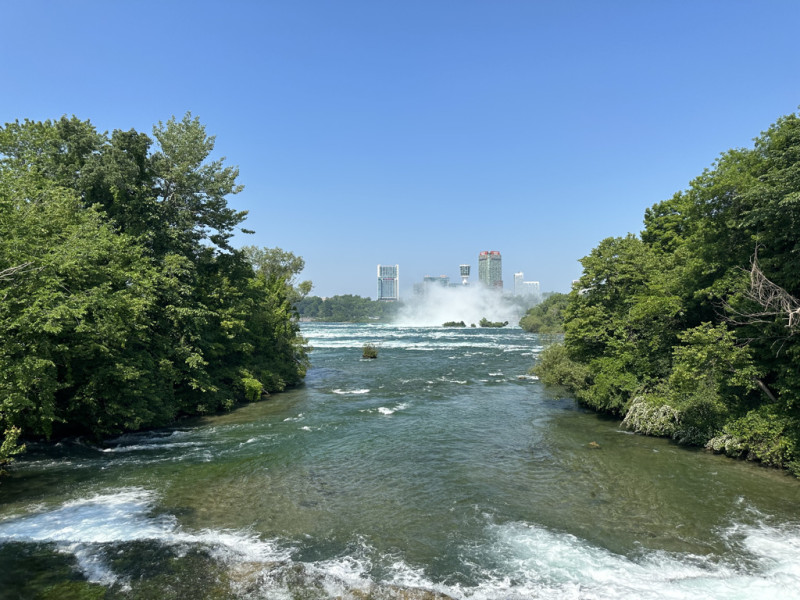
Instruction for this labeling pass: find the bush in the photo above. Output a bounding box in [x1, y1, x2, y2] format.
[532, 344, 591, 394]
[0, 427, 25, 473]
[622, 396, 680, 438]
[362, 343, 378, 359]
[239, 370, 264, 403]
[519, 293, 568, 333]
[443, 321, 466, 327]
[479, 318, 508, 328]
[622, 389, 725, 445]
[718, 406, 800, 467]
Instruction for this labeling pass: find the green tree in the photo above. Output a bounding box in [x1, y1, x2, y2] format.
[1, 114, 310, 467]
[0, 178, 164, 454]
[296, 295, 400, 322]
[535, 109, 800, 473]
[519, 293, 569, 333]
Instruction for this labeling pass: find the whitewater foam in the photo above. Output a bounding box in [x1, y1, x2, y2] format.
[100, 441, 204, 453]
[443, 519, 800, 600]
[2, 490, 799, 598]
[0, 489, 292, 587]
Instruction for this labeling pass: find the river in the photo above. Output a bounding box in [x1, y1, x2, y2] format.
[1, 323, 799, 599]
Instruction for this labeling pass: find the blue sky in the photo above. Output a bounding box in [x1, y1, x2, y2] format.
[3, 1, 799, 297]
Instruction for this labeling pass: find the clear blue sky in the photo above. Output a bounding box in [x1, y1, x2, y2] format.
[3, 1, 799, 297]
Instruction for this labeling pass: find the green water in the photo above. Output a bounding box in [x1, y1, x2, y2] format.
[1, 323, 799, 599]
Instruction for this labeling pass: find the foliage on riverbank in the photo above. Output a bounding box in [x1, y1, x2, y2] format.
[0, 114, 310, 468]
[519, 293, 568, 333]
[533, 110, 800, 475]
[296, 295, 401, 322]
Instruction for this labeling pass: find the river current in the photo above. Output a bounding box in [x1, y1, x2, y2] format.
[1, 323, 799, 599]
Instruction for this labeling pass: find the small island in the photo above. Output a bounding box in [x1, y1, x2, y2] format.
[479, 318, 509, 328]
[443, 321, 467, 327]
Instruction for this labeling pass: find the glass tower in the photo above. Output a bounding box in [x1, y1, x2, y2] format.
[377, 264, 399, 301]
[478, 251, 503, 289]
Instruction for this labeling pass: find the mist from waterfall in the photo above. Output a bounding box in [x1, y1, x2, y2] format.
[393, 285, 526, 327]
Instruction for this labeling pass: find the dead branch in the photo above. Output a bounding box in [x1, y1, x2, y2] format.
[0, 262, 34, 282]
[725, 249, 800, 335]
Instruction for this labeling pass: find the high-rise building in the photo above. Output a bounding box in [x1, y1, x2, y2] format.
[514, 270, 541, 297]
[377, 264, 399, 301]
[514, 272, 524, 296]
[460, 264, 471, 286]
[478, 251, 503, 289]
[423, 275, 450, 288]
[522, 281, 540, 297]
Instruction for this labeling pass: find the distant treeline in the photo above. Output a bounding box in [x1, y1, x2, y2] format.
[534, 110, 800, 475]
[519, 293, 568, 333]
[0, 114, 309, 469]
[297, 295, 401, 322]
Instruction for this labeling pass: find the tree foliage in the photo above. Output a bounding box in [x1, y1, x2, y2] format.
[519, 293, 569, 333]
[0, 114, 309, 468]
[296, 295, 400, 322]
[534, 110, 800, 473]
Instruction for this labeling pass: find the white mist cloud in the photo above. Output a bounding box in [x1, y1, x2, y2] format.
[394, 285, 524, 327]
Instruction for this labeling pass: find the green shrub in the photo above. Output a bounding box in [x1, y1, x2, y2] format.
[240, 373, 264, 403]
[443, 321, 466, 327]
[0, 427, 25, 473]
[719, 407, 800, 467]
[532, 344, 591, 394]
[479, 318, 508, 328]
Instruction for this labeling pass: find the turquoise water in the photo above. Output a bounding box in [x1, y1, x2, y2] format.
[1, 323, 799, 599]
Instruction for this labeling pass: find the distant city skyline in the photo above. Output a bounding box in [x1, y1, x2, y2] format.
[375, 251, 547, 300]
[371, 251, 553, 299]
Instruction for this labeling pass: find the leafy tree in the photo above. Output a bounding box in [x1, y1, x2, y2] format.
[0, 178, 164, 450]
[0, 114, 310, 468]
[535, 109, 800, 473]
[150, 113, 246, 256]
[519, 293, 569, 333]
[296, 295, 401, 322]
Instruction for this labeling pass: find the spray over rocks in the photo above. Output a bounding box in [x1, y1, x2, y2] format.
[393, 286, 523, 327]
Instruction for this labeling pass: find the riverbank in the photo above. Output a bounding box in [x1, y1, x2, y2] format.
[533, 343, 800, 478]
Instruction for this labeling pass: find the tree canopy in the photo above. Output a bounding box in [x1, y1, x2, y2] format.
[519, 293, 569, 333]
[296, 295, 401, 322]
[0, 114, 309, 469]
[534, 110, 800, 474]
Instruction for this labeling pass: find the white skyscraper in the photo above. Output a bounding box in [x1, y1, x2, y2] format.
[514, 272, 524, 296]
[514, 271, 541, 297]
[522, 281, 540, 297]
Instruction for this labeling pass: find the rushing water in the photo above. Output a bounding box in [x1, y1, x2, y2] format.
[2, 323, 800, 599]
